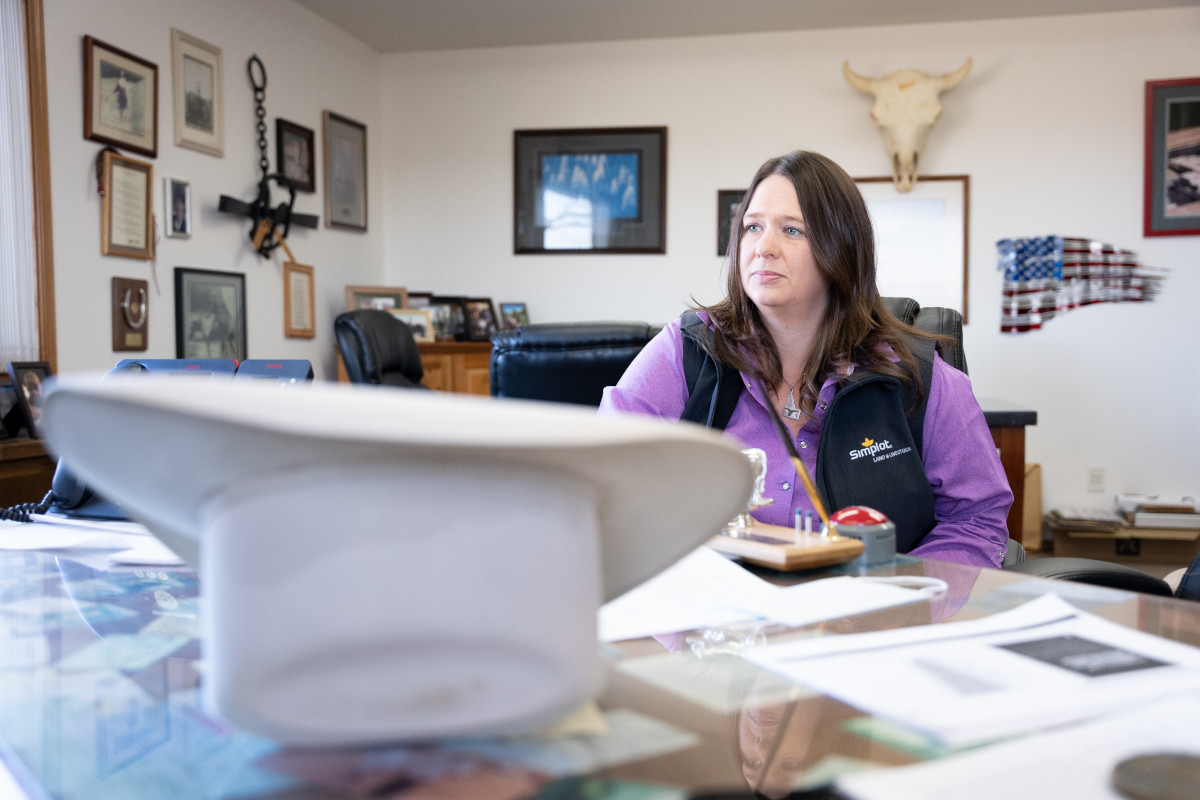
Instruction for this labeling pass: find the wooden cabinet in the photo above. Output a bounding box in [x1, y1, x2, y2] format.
[336, 342, 491, 396]
[0, 438, 55, 508]
[417, 342, 491, 395]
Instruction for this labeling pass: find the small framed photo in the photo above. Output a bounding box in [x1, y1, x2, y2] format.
[464, 297, 498, 342]
[170, 28, 223, 157]
[83, 35, 157, 157]
[514, 127, 667, 253]
[6, 361, 52, 439]
[165, 177, 191, 238]
[388, 307, 435, 343]
[1145, 76, 1200, 236]
[324, 111, 367, 231]
[717, 189, 747, 256]
[429, 295, 468, 341]
[499, 302, 529, 330]
[405, 291, 432, 309]
[101, 150, 154, 260]
[277, 118, 315, 192]
[283, 262, 316, 339]
[175, 267, 247, 360]
[0, 383, 18, 440]
[344, 285, 407, 312]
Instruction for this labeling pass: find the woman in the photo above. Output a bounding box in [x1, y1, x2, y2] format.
[599, 151, 1011, 567]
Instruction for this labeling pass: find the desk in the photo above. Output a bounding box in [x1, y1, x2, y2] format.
[0, 548, 1196, 799]
[0, 437, 54, 507]
[979, 397, 1038, 544]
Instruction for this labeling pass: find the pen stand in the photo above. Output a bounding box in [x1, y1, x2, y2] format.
[723, 448, 773, 538]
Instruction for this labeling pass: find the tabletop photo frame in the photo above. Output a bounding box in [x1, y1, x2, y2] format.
[101, 150, 154, 260]
[5, 361, 52, 439]
[344, 285, 407, 312]
[283, 262, 315, 339]
[83, 35, 157, 157]
[175, 267, 247, 360]
[388, 308, 435, 343]
[324, 111, 367, 231]
[854, 175, 970, 322]
[1144, 76, 1200, 236]
[277, 118, 315, 192]
[463, 298, 498, 342]
[499, 302, 529, 330]
[514, 127, 667, 254]
[170, 28, 223, 157]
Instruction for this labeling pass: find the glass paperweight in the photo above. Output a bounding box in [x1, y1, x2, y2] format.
[723, 448, 774, 538]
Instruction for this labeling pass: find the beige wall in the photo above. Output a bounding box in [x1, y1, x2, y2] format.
[41, 2, 1200, 513]
[378, 8, 1200, 513]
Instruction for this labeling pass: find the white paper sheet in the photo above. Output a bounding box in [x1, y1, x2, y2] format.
[598, 546, 928, 643]
[0, 517, 183, 565]
[837, 692, 1200, 800]
[746, 593, 1200, 747]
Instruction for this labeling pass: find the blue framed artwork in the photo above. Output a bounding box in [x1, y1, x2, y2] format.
[514, 127, 666, 254]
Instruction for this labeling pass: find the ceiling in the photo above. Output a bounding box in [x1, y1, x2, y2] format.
[291, 0, 1196, 54]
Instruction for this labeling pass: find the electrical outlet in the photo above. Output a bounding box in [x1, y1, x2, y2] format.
[1087, 468, 1105, 494]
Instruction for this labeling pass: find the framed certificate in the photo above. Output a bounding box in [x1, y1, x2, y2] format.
[101, 150, 154, 260]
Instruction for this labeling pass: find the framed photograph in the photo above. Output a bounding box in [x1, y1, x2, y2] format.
[164, 177, 190, 238]
[514, 127, 667, 254]
[388, 308, 435, 343]
[429, 295, 468, 341]
[83, 35, 157, 157]
[717, 189, 747, 256]
[277, 118, 315, 192]
[170, 28, 223, 157]
[5, 361, 52, 439]
[1145, 76, 1200, 236]
[405, 291, 432, 309]
[854, 175, 970, 323]
[283, 262, 315, 339]
[344, 285, 407, 312]
[324, 111, 367, 231]
[0, 383, 17, 440]
[101, 150, 154, 260]
[463, 298, 498, 342]
[499, 302, 529, 331]
[174, 267, 247, 360]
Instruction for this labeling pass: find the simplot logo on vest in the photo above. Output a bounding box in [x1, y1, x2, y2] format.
[849, 436, 912, 463]
[849, 437, 892, 460]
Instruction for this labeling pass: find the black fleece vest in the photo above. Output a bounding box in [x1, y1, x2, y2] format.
[680, 311, 937, 552]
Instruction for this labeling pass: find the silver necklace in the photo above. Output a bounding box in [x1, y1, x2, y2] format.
[781, 377, 803, 420]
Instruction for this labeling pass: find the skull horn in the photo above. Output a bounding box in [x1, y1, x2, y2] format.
[937, 57, 973, 91]
[842, 61, 875, 93]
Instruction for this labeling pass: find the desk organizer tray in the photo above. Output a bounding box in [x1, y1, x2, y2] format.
[709, 523, 864, 571]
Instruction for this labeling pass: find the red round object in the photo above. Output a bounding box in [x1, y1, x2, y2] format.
[829, 506, 889, 526]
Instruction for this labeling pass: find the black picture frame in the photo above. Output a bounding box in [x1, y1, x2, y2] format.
[277, 118, 315, 193]
[174, 267, 247, 360]
[429, 295, 468, 341]
[1144, 76, 1200, 237]
[5, 361, 52, 439]
[514, 127, 667, 254]
[463, 298, 498, 342]
[717, 189, 747, 256]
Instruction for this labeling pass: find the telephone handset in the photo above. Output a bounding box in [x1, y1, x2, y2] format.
[0, 461, 130, 522]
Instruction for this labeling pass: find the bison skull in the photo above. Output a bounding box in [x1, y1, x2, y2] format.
[843, 58, 972, 192]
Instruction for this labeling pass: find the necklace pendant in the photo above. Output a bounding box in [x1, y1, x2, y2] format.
[782, 387, 802, 420]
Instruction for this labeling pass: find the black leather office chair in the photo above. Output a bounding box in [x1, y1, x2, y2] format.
[1004, 557, 1173, 596]
[334, 309, 430, 389]
[883, 296, 967, 374]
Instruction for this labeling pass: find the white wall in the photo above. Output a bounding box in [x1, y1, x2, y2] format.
[379, 8, 1200, 514]
[44, 0, 383, 381]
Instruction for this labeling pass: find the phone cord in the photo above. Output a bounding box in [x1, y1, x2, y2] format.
[0, 492, 54, 523]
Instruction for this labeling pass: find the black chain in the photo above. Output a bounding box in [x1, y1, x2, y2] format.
[247, 55, 269, 178]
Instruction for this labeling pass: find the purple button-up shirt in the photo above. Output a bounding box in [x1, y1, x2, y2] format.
[598, 318, 1013, 567]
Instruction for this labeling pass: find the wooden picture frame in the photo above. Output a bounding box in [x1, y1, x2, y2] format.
[388, 308, 435, 343]
[717, 189, 747, 256]
[5, 361, 52, 439]
[164, 176, 190, 238]
[283, 262, 315, 339]
[111, 276, 149, 352]
[101, 150, 154, 260]
[499, 302, 529, 330]
[1145, 76, 1200, 236]
[854, 175, 970, 323]
[463, 297, 498, 342]
[170, 28, 223, 157]
[514, 127, 667, 254]
[344, 285, 407, 312]
[277, 118, 315, 192]
[324, 111, 367, 230]
[174, 267, 247, 360]
[83, 35, 157, 157]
